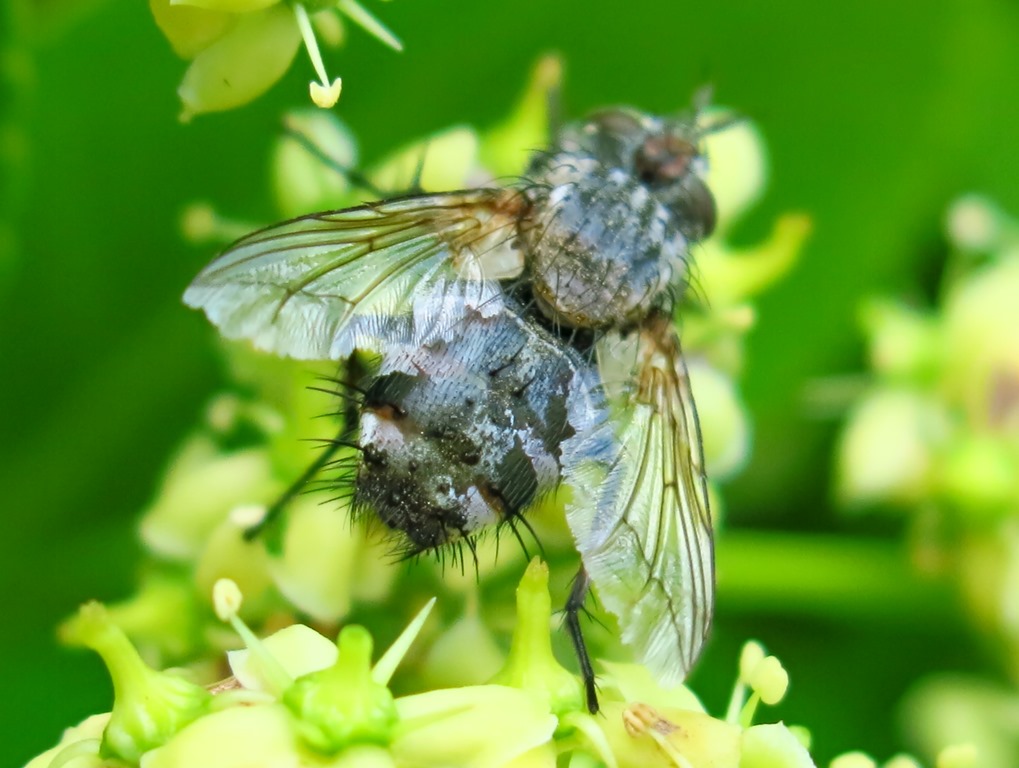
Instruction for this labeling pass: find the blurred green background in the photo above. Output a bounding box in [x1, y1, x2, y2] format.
[4, 0, 1019, 765]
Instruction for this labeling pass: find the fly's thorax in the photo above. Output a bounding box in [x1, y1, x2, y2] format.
[353, 307, 583, 553]
[521, 109, 717, 330]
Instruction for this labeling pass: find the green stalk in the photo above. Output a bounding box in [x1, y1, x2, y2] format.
[717, 531, 954, 625]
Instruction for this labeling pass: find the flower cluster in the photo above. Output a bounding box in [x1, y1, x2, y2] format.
[836, 195, 1019, 763]
[31, 561, 825, 768]
[150, 0, 401, 119]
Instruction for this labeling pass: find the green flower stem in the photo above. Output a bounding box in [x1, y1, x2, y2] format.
[284, 625, 398, 754]
[490, 559, 584, 717]
[717, 532, 953, 623]
[61, 602, 211, 763]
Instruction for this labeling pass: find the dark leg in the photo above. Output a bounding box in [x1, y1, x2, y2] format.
[242, 438, 345, 541]
[565, 566, 599, 714]
[245, 358, 366, 542]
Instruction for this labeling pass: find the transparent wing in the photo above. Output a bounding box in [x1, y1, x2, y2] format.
[184, 189, 526, 360]
[563, 315, 714, 686]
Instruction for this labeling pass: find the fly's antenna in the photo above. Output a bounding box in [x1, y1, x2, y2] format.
[673, 85, 744, 142]
[692, 83, 715, 120]
[695, 110, 745, 140]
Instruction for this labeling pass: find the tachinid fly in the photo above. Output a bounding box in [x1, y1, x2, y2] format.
[185, 107, 717, 713]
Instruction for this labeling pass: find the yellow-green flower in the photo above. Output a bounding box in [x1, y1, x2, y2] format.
[31, 569, 837, 768]
[150, 0, 401, 120]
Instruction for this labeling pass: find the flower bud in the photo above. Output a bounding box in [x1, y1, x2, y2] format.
[946, 195, 1004, 252]
[268, 494, 367, 622]
[272, 109, 358, 218]
[489, 558, 585, 717]
[60, 602, 212, 763]
[859, 298, 941, 383]
[936, 434, 1018, 520]
[479, 55, 561, 179]
[140, 439, 281, 560]
[837, 389, 948, 506]
[884, 756, 922, 768]
[688, 357, 751, 479]
[284, 625, 398, 754]
[176, 0, 278, 12]
[422, 608, 506, 687]
[702, 112, 768, 234]
[829, 751, 876, 768]
[370, 127, 481, 194]
[936, 744, 978, 768]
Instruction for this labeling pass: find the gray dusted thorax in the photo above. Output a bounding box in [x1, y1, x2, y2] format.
[521, 109, 716, 330]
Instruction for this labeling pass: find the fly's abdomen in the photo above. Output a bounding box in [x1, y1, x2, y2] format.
[353, 307, 581, 553]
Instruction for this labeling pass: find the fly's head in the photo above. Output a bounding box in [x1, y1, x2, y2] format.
[522, 108, 717, 330]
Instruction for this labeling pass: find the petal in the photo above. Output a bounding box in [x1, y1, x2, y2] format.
[150, 0, 234, 58]
[140, 704, 301, 768]
[687, 358, 751, 479]
[836, 388, 948, 506]
[598, 661, 707, 713]
[174, 0, 280, 12]
[942, 254, 1019, 426]
[393, 686, 557, 768]
[739, 723, 817, 768]
[267, 496, 367, 622]
[702, 114, 768, 234]
[139, 440, 281, 560]
[697, 213, 811, 307]
[228, 623, 337, 690]
[23, 714, 110, 768]
[369, 127, 480, 193]
[178, 4, 301, 120]
[272, 109, 359, 218]
[599, 702, 741, 768]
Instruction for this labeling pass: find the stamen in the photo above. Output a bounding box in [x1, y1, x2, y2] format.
[338, 0, 403, 51]
[213, 578, 293, 696]
[372, 597, 436, 685]
[749, 655, 789, 705]
[294, 4, 342, 108]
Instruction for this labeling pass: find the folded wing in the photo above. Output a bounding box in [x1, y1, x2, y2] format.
[184, 189, 525, 360]
[563, 314, 714, 685]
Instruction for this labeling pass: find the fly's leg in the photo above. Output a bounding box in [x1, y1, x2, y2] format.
[243, 357, 365, 541]
[241, 439, 344, 541]
[565, 566, 599, 714]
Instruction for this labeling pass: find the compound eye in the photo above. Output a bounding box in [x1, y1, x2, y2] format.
[588, 108, 644, 137]
[635, 134, 697, 187]
[673, 178, 717, 240]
